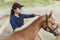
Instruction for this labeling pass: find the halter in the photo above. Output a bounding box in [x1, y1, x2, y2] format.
[44, 14, 58, 36]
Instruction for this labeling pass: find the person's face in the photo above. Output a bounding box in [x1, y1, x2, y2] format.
[14, 8, 22, 14]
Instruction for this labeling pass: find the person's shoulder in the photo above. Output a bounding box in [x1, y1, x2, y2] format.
[10, 15, 16, 20]
[19, 13, 26, 16]
[20, 13, 25, 15]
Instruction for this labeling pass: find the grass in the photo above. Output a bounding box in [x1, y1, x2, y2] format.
[20, 0, 54, 7]
[0, 0, 54, 9]
[0, 0, 16, 9]
[0, 2, 13, 8]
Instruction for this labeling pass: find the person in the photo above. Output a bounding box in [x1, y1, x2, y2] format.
[10, 3, 40, 32]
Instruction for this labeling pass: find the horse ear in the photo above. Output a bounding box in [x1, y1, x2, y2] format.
[48, 11, 52, 18]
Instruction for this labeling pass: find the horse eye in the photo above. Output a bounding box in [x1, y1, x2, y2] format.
[51, 23, 55, 25]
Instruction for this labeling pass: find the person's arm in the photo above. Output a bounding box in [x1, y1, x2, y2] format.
[23, 14, 40, 18]
[23, 14, 35, 18]
[10, 18, 19, 29]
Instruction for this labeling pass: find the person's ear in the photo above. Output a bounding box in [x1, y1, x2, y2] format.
[14, 9, 16, 12]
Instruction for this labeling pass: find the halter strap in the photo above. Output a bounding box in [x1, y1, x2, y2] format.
[44, 14, 58, 34]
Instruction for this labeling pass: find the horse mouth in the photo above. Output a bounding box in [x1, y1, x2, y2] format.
[53, 30, 60, 36]
[53, 32, 59, 36]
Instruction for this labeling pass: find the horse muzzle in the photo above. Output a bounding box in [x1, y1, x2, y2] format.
[53, 30, 60, 36]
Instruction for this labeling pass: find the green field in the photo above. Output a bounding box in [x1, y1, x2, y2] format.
[20, 0, 53, 7]
[0, 0, 54, 9]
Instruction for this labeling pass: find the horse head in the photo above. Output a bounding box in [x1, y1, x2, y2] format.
[40, 12, 60, 36]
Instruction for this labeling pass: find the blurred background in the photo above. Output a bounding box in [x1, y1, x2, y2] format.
[0, 0, 54, 8]
[0, 0, 60, 40]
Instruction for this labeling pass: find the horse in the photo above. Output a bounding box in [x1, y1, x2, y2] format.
[1, 12, 60, 40]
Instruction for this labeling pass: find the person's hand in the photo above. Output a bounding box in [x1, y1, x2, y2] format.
[34, 14, 40, 16]
[34, 11, 40, 16]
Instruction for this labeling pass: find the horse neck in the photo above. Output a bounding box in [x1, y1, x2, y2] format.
[17, 17, 44, 39]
